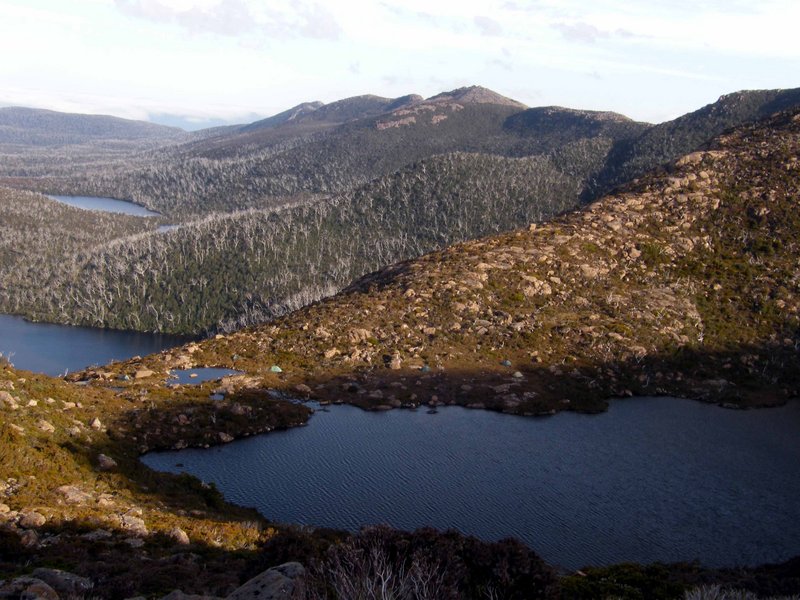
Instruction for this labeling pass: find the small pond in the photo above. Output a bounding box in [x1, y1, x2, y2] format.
[142, 397, 800, 570]
[49, 194, 161, 217]
[168, 368, 242, 385]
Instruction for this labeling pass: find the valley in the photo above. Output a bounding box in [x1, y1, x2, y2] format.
[1, 89, 799, 598]
[2, 86, 800, 337]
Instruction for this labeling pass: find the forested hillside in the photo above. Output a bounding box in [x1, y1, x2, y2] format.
[591, 87, 800, 196]
[0, 189, 161, 320]
[1, 152, 583, 333]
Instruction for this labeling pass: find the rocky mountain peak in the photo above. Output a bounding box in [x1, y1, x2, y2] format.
[425, 85, 526, 108]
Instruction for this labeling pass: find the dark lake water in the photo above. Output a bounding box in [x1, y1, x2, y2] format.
[49, 194, 161, 217]
[142, 398, 800, 570]
[0, 314, 190, 376]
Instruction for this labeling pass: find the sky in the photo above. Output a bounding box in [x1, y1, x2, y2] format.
[1, 0, 798, 129]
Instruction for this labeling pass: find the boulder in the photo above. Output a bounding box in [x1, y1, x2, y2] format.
[227, 403, 247, 416]
[168, 527, 191, 545]
[120, 515, 148, 536]
[19, 511, 46, 528]
[32, 568, 93, 597]
[225, 562, 305, 600]
[160, 591, 223, 600]
[580, 264, 601, 279]
[19, 530, 39, 548]
[36, 420, 55, 433]
[347, 328, 372, 344]
[55, 485, 92, 504]
[293, 383, 312, 395]
[0, 390, 19, 409]
[135, 369, 155, 379]
[89, 417, 103, 430]
[0, 576, 59, 600]
[81, 529, 112, 541]
[97, 454, 118, 471]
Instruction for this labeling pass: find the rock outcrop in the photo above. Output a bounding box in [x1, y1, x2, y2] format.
[225, 563, 305, 600]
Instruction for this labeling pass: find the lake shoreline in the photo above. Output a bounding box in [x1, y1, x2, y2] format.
[3, 360, 798, 597]
[140, 396, 800, 570]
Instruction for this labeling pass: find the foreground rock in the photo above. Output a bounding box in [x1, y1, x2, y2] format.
[0, 576, 59, 600]
[225, 563, 305, 600]
[157, 563, 306, 600]
[31, 568, 93, 597]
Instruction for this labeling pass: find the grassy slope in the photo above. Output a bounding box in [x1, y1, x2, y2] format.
[0, 360, 315, 597]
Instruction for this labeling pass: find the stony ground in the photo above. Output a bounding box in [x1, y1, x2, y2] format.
[83, 110, 800, 429]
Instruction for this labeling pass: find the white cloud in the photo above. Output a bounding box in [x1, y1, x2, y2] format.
[113, 0, 342, 40]
[554, 21, 609, 44]
[0, 0, 797, 125]
[474, 15, 503, 36]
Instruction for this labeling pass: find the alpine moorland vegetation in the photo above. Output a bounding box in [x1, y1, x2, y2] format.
[2, 108, 799, 598]
[85, 109, 800, 419]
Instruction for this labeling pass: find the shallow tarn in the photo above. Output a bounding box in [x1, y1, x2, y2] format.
[141, 396, 800, 570]
[48, 194, 161, 217]
[168, 368, 242, 385]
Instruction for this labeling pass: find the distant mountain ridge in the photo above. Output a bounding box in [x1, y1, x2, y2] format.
[20, 84, 797, 220]
[0, 106, 183, 147]
[178, 87, 515, 159]
[35, 85, 640, 215]
[425, 85, 527, 107]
